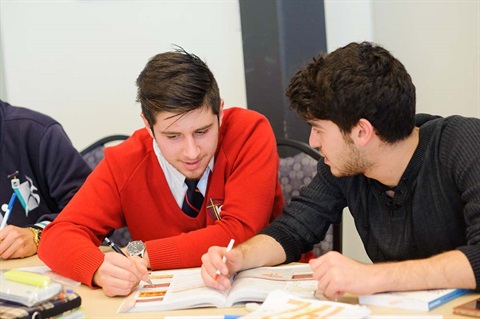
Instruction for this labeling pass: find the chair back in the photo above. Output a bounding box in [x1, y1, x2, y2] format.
[80, 135, 129, 169]
[277, 138, 342, 256]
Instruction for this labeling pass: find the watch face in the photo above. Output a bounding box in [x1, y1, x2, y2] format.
[127, 241, 145, 256]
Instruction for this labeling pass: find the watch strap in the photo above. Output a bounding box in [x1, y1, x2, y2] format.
[28, 227, 42, 247]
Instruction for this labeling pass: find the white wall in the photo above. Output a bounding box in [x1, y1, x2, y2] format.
[2, 0, 479, 263]
[325, 0, 480, 263]
[324, 0, 374, 264]
[0, 0, 246, 151]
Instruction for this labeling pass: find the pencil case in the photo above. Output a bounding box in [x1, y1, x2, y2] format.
[0, 271, 62, 306]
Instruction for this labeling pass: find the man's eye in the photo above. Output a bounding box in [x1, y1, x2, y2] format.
[166, 135, 179, 140]
[195, 129, 208, 135]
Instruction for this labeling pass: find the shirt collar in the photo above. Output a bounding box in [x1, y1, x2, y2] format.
[152, 139, 213, 195]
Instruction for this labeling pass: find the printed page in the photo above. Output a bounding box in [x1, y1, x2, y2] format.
[243, 289, 371, 318]
[234, 264, 313, 281]
[226, 264, 318, 306]
[118, 268, 229, 313]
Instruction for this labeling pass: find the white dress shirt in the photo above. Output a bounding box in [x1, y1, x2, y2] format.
[152, 140, 213, 208]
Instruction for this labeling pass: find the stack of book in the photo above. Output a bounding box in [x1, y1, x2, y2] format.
[0, 270, 85, 319]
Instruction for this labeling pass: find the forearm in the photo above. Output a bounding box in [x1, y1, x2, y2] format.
[39, 221, 105, 287]
[237, 234, 286, 270]
[373, 250, 475, 292]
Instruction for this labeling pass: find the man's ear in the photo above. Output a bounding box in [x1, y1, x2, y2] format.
[140, 113, 154, 138]
[218, 100, 224, 125]
[351, 118, 375, 147]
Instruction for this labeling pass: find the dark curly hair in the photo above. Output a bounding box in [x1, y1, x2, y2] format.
[136, 46, 221, 128]
[286, 41, 416, 143]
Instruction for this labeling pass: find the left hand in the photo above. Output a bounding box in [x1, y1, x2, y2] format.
[310, 251, 377, 299]
[0, 225, 37, 259]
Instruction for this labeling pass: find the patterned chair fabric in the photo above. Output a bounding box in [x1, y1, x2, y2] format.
[277, 138, 341, 257]
[80, 135, 132, 247]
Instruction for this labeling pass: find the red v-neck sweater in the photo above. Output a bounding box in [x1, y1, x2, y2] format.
[38, 107, 284, 287]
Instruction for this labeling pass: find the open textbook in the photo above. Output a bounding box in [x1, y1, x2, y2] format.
[243, 289, 370, 318]
[118, 263, 318, 313]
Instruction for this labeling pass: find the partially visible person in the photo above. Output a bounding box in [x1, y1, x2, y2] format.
[201, 41, 480, 298]
[38, 47, 284, 297]
[0, 100, 91, 259]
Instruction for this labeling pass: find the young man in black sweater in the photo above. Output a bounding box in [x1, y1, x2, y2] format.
[201, 42, 480, 298]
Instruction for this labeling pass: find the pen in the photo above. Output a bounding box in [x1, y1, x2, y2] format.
[0, 192, 17, 230]
[215, 238, 235, 280]
[105, 237, 126, 256]
[105, 237, 153, 286]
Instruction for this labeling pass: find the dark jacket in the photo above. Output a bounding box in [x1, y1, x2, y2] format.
[0, 100, 91, 228]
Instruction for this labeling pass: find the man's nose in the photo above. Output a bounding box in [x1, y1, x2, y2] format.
[183, 137, 200, 158]
[309, 130, 321, 150]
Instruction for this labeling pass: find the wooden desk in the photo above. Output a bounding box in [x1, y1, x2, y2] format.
[1, 254, 478, 318]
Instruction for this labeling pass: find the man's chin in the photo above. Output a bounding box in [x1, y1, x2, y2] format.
[182, 169, 206, 180]
[330, 168, 361, 178]
[329, 166, 346, 178]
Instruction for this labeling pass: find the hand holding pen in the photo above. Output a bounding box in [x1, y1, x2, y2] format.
[215, 239, 235, 280]
[105, 237, 153, 285]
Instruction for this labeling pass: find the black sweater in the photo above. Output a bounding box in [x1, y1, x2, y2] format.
[261, 114, 480, 290]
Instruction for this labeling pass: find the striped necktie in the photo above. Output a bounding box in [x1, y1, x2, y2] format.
[182, 179, 204, 217]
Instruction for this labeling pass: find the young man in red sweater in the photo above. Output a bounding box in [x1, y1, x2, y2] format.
[38, 48, 284, 297]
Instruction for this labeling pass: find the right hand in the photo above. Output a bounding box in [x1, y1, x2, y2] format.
[93, 252, 150, 297]
[201, 245, 243, 291]
[0, 225, 37, 259]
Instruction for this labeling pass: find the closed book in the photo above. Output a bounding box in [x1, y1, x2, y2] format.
[359, 288, 470, 311]
[0, 291, 82, 319]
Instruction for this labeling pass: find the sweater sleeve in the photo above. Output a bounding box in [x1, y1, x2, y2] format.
[259, 161, 346, 263]
[440, 116, 480, 290]
[37, 123, 91, 223]
[38, 157, 124, 287]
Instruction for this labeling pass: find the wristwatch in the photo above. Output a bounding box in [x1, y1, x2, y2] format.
[126, 240, 146, 257]
[28, 227, 42, 247]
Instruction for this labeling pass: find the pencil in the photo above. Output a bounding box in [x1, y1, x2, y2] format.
[214, 239, 235, 280]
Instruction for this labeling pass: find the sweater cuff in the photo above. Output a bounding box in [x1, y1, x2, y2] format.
[34, 220, 50, 229]
[73, 248, 105, 288]
[146, 238, 183, 270]
[259, 225, 302, 263]
[457, 246, 480, 290]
